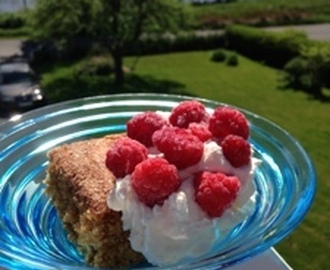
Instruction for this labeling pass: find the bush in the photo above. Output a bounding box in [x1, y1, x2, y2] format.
[225, 24, 330, 98]
[225, 24, 311, 68]
[226, 53, 239, 66]
[301, 42, 330, 88]
[74, 56, 115, 78]
[299, 73, 322, 94]
[211, 49, 227, 62]
[0, 27, 30, 37]
[0, 12, 27, 29]
[282, 42, 330, 97]
[125, 32, 225, 56]
[283, 56, 309, 89]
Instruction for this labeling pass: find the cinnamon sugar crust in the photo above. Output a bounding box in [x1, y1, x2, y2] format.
[45, 134, 144, 268]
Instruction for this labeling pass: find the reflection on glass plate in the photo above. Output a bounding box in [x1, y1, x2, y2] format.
[0, 94, 316, 269]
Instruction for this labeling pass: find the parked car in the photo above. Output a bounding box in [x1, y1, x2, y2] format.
[0, 61, 46, 110]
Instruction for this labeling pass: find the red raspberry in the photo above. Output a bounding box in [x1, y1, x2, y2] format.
[169, 100, 208, 128]
[188, 122, 212, 142]
[221, 135, 251, 168]
[132, 158, 180, 207]
[152, 127, 204, 169]
[194, 171, 241, 218]
[208, 106, 249, 142]
[105, 137, 148, 178]
[127, 111, 169, 147]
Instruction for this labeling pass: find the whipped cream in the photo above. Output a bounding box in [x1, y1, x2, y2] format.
[107, 141, 261, 266]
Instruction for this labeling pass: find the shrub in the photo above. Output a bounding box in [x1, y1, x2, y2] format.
[283, 56, 310, 90]
[0, 27, 30, 37]
[29, 41, 60, 66]
[283, 43, 330, 97]
[301, 42, 330, 88]
[225, 24, 311, 68]
[211, 49, 227, 62]
[75, 56, 115, 78]
[299, 73, 322, 94]
[125, 32, 225, 56]
[226, 53, 239, 66]
[0, 12, 27, 29]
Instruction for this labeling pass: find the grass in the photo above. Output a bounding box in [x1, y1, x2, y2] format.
[39, 50, 330, 270]
[0, 27, 30, 38]
[0, 10, 30, 38]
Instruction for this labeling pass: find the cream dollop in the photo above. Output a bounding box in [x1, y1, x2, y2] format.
[107, 141, 261, 266]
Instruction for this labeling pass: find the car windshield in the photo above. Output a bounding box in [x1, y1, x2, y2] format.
[1, 71, 31, 85]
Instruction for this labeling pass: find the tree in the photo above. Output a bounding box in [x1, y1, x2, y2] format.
[29, 0, 189, 85]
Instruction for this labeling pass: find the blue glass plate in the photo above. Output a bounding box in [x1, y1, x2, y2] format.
[0, 94, 316, 269]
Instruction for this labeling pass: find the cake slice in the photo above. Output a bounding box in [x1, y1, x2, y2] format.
[44, 100, 260, 268]
[44, 134, 144, 268]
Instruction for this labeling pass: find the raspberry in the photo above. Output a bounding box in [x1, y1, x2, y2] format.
[221, 135, 251, 167]
[105, 137, 148, 178]
[132, 158, 180, 207]
[152, 127, 204, 169]
[169, 100, 208, 128]
[127, 111, 169, 147]
[208, 106, 249, 142]
[188, 122, 213, 142]
[194, 171, 241, 218]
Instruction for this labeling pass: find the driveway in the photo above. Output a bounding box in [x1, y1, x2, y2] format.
[0, 39, 24, 60]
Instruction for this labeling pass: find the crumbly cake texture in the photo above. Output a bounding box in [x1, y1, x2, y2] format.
[45, 134, 144, 268]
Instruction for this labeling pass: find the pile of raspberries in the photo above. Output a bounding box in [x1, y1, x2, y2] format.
[106, 100, 251, 218]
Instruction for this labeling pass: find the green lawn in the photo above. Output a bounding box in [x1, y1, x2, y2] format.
[41, 50, 330, 270]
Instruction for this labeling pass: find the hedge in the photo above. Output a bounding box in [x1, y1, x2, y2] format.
[0, 12, 27, 29]
[0, 27, 30, 37]
[225, 24, 330, 98]
[124, 32, 226, 56]
[225, 24, 312, 69]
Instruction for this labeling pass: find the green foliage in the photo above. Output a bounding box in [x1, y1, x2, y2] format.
[225, 24, 310, 68]
[283, 42, 330, 97]
[74, 55, 115, 78]
[126, 33, 225, 56]
[0, 12, 27, 29]
[211, 49, 227, 62]
[226, 24, 330, 97]
[226, 53, 238, 66]
[0, 27, 30, 37]
[29, 0, 99, 47]
[29, 0, 189, 48]
[283, 56, 320, 93]
[283, 56, 309, 88]
[0, 12, 30, 37]
[29, 0, 190, 84]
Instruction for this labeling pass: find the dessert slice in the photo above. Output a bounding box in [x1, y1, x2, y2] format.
[44, 100, 260, 268]
[44, 134, 144, 268]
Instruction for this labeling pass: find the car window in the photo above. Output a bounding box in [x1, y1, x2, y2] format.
[1, 71, 31, 85]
